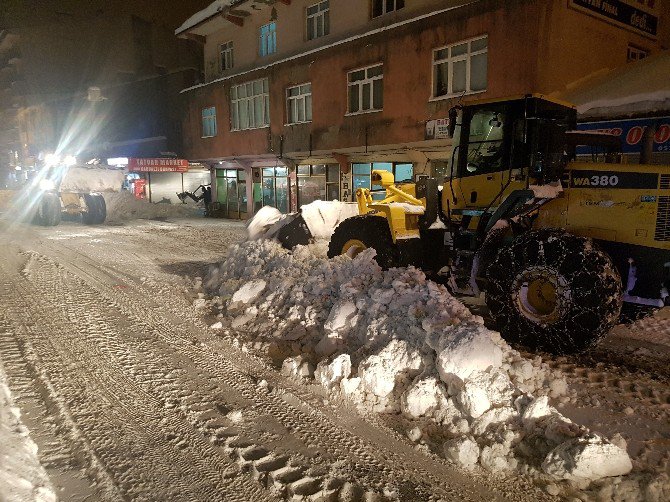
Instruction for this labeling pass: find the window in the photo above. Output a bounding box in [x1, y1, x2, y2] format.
[215, 169, 247, 218]
[307, 1, 329, 40]
[220, 41, 234, 71]
[372, 0, 404, 18]
[286, 83, 312, 124]
[433, 36, 488, 98]
[352, 162, 413, 200]
[230, 78, 270, 130]
[259, 22, 277, 57]
[262, 166, 289, 213]
[627, 45, 648, 62]
[463, 108, 506, 177]
[297, 164, 340, 206]
[201, 106, 217, 137]
[347, 64, 383, 114]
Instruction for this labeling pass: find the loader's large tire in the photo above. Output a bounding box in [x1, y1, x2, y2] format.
[82, 193, 106, 225]
[33, 192, 61, 227]
[327, 215, 400, 269]
[485, 229, 622, 354]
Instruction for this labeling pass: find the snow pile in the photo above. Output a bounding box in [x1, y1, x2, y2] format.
[103, 191, 201, 222]
[201, 239, 634, 485]
[0, 364, 56, 502]
[58, 166, 124, 193]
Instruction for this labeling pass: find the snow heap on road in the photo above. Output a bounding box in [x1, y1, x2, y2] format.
[202, 238, 635, 487]
[1, 364, 56, 502]
[103, 191, 201, 222]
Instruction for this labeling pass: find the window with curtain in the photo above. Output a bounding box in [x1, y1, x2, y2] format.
[433, 35, 488, 98]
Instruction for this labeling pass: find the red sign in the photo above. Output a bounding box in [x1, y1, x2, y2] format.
[128, 158, 189, 172]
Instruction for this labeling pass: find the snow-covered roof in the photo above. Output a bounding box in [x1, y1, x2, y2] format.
[556, 51, 670, 120]
[176, 0, 241, 35]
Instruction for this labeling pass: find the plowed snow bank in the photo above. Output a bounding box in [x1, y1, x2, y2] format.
[1, 364, 56, 502]
[201, 239, 642, 494]
[103, 191, 200, 222]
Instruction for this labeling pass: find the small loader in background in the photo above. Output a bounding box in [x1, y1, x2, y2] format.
[328, 95, 670, 354]
[1, 163, 123, 226]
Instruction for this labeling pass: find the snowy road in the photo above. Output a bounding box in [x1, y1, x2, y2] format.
[0, 219, 550, 501]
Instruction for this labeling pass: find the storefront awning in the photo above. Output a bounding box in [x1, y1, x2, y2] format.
[554, 50, 670, 120]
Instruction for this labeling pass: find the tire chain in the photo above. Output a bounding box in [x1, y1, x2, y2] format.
[486, 230, 622, 354]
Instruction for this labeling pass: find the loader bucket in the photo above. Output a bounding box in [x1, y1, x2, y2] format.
[277, 213, 313, 249]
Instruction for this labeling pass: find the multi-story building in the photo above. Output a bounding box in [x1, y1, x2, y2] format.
[0, 0, 211, 183]
[177, 0, 668, 219]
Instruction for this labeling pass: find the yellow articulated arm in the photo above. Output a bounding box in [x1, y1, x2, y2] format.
[354, 170, 427, 242]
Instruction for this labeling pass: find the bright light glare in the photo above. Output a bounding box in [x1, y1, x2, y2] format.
[39, 179, 56, 191]
[14, 166, 22, 171]
[44, 153, 61, 166]
[63, 155, 77, 166]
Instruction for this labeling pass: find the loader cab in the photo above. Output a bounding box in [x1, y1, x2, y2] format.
[446, 95, 576, 211]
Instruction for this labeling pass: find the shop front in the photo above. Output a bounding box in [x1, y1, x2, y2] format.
[259, 165, 290, 213]
[214, 168, 248, 219]
[296, 164, 340, 207]
[128, 158, 210, 204]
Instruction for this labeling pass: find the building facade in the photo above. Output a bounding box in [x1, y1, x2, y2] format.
[177, 0, 668, 219]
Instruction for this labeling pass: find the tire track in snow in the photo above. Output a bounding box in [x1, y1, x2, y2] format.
[0, 250, 272, 502]
[32, 237, 545, 501]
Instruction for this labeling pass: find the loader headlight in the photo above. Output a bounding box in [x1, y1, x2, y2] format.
[39, 179, 56, 191]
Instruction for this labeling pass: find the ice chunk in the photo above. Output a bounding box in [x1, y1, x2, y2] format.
[455, 382, 490, 419]
[434, 323, 503, 383]
[231, 280, 266, 307]
[359, 340, 424, 398]
[324, 301, 357, 332]
[401, 376, 449, 419]
[443, 437, 480, 470]
[281, 356, 315, 378]
[471, 406, 518, 436]
[522, 396, 555, 423]
[542, 434, 633, 481]
[315, 354, 352, 388]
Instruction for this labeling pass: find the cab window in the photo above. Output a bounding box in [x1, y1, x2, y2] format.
[462, 108, 506, 176]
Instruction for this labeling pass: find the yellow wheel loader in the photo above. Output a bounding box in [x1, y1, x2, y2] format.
[328, 95, 670, 354]
[0, 164, 123, 226]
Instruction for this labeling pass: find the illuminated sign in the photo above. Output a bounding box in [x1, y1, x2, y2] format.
[577, 117, 670, 153]
[128, 158, 189, 172]
[569, 0, 659, 38]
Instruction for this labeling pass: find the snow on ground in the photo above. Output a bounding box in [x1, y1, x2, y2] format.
[194, 226, 669, 500]
[103, 191, 201, 223]
[0, 363, 56, 502]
